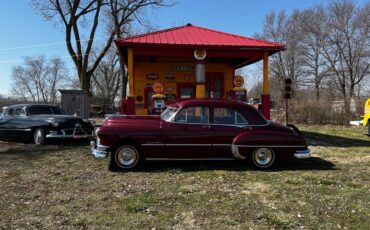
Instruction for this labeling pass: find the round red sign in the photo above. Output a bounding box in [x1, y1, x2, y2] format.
[152, 82, 164, 94]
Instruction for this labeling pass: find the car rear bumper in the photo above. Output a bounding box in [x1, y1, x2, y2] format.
[90, 139, 109, 158]
[294, 149, 311, 159]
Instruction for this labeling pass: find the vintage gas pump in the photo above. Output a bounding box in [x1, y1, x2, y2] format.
[228, 75, 247, 102]
[149, 82, 166, 115]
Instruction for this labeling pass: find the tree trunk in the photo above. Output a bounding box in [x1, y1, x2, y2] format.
[80, 73, 92, 96]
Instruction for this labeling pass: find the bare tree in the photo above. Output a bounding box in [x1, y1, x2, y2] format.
[300, 6, 332, 100]
[11, 56, 68, 103]
[106, 0, 171, 98]
[32, 0, 172, 96]
[315, 0, 370, 120]
[257, 10, 306, 103]
[91, 47, 121, 109]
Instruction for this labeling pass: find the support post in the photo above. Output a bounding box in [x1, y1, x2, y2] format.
[127, 48, 134, 97]
[262, 51, 271, 119]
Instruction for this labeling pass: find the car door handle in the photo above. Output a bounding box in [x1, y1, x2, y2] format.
[201, 125, 211, 129]
[243, 126, 253, 130]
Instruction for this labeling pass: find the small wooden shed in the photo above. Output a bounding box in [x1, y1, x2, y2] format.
[59, 90, 90, 119]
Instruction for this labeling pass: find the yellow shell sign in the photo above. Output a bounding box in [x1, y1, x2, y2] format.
[233, 75, 244, 87]
[152, 81, 164, 94]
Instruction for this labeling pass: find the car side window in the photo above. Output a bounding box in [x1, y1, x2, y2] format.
[28, 106, 53, 115]
[213, 107, 247, 125]
[7, 108, 14, 116]
[174, 106, 209, 124]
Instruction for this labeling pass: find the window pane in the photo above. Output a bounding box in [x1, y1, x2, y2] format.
[214, 107, 247, 125]
[51, 106, 64, 115]
[175, 106, 209, 124]
[236, 112, 247, 124]
[28, 106, 53, 115]
[180, 88, 193, 99]
[214, 108, 235, 124]
[174, 109, 187, 123]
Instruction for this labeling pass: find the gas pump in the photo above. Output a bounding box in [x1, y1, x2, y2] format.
[149, 82, 166, 115]
[228, 75, 247, 102]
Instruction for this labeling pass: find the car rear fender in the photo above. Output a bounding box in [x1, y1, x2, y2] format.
[231, 130, 308, 159]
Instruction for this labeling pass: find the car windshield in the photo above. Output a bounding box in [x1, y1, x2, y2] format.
[160, 107, 178, 122]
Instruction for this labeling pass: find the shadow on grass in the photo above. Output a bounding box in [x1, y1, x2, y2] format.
[115, 157, 336, 173]
[0, 140, 89, 160]
[302, 131, 370, 147]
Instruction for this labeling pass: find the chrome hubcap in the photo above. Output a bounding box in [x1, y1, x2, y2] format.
[254, 148, 273, 166]
[116, 146, 138, 167]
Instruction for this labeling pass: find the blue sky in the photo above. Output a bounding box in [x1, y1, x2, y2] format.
[0, 0, 366, 96]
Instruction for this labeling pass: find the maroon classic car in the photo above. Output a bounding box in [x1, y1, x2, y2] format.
[91, 99, 310, 171]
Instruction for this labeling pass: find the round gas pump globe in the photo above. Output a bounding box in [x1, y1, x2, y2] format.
[234, 75, 244, 87]
[152, 82, 164, 94]
[194, 48, 207, 60]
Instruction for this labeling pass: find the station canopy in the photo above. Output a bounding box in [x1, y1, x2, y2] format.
[115, 23, 285, 68]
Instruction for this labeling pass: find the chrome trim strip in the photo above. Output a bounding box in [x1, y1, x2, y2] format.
[294, 149, 311, 159]
[145, 158, 235, 161]
[142, 143, 213, 147]
[142, 144, 305, 148]
[231, 145, 246, 160]
[235, 145, 307, 148]
[213, 144, 232, 146]
[0, 128, 32, 131]
[46, 134, 92, 139]
[167, 144, 211, 147]
[142, 143, 164, 146]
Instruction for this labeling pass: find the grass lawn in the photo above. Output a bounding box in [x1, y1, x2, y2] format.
[0, 125, 369, 229]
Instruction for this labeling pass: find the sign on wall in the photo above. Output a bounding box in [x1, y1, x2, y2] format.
[171, 66, 194, 71]
[147, 73, 159, 80]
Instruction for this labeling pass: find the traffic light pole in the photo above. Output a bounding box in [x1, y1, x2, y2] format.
[286, 98, 289, 125]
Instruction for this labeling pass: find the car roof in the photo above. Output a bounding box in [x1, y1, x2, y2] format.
[167, 99, 254, 110]
[6, 104, 58, 109]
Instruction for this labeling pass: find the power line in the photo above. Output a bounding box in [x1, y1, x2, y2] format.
[0, 37, 103, 52]
[0, 50, 112, 65]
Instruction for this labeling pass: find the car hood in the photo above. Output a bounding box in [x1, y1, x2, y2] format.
[28, 114, 85, 124]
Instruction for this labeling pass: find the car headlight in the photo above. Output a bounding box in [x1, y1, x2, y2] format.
[90, 119, 96, 127]
[51, 120, 59, 127]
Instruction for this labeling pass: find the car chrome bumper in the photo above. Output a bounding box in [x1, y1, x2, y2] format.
[294, 149, 311, 159]
[46, 130, 92, 139]
[90, 139, 109, 158]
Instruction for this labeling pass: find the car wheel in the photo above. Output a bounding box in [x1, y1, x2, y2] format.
[251, 147, 276, 169]
[34, 128, 45, 145]
[109, 145, 142, 171]
[367, 120, 370, 136]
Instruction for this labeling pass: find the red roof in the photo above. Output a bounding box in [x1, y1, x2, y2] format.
[116, 23, 284, 50]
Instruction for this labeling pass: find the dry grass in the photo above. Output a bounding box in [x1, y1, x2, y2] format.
[0, 125, 369, 229]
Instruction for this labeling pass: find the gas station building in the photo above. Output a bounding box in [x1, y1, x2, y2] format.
[115, 23, 285, 119]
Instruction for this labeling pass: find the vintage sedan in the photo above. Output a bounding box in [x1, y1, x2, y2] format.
[0, 104, 94, 144]
[91, 99, 311, 170]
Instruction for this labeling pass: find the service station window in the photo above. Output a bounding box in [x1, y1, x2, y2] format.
[213, 107, 247, 125]
[175, 106, 209, 124]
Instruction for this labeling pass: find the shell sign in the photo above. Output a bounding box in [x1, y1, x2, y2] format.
[233, 75, 244, 87]
[152, 81, 164, 94]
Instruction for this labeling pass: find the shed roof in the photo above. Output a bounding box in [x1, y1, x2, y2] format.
[115, 23, 284, 50]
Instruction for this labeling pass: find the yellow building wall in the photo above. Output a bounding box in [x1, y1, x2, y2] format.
[133, 61, 234, 115]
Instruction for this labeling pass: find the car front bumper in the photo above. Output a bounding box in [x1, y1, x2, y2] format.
[294, 149, 311, 159]
[90, 139, 109, 158]
[46, 130, 92, 139]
